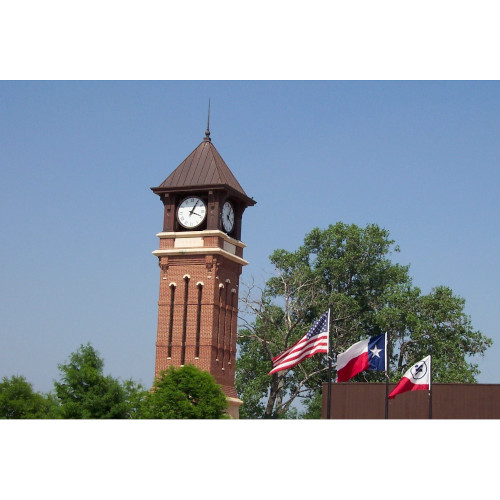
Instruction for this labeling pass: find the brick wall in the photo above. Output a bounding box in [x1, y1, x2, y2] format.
[154, 246, 241, 400]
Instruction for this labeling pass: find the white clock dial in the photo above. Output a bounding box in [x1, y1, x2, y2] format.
[221, 201, 235, 233]
[177, 196, 207, 229]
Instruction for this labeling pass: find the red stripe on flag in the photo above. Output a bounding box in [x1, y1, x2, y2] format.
[272, 336, 308, 364]
[388, 377, 429, 399]
[269, 336, 328, 375]
[336, 352, 369, 382]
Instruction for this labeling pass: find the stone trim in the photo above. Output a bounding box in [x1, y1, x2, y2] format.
[153, 247, 248, 266]
[156, 230, 247, 249]
[226, 396, 244, 419]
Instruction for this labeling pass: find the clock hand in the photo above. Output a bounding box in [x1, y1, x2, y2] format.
[189, 200, 199, 215]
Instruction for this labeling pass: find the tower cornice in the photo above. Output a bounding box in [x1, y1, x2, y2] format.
[156, 229, 247, 248]
[152, 248, 248, 266]
[153, 229, 248, 266]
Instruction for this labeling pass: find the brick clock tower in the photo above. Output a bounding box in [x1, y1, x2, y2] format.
[150, 125, 255, 418]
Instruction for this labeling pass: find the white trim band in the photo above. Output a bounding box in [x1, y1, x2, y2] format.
[156, 230, 246, 249]
[153, 247, 248, 266]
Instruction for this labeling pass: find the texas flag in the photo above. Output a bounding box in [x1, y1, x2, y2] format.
[388, 355, 431, 399]
[336, 334, 386, 382]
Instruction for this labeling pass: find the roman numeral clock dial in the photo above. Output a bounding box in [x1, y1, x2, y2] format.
[177, 196, 207, 229]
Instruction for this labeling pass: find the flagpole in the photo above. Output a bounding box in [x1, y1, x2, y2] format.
[327, 309, 332, 420]
[428, 355, 432, 419]
[384, 331, 389, 419]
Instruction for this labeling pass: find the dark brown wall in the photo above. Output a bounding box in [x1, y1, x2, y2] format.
[322, 383, 500, 419]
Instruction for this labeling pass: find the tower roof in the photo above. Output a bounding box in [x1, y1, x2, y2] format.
[151, 134, 255, 206]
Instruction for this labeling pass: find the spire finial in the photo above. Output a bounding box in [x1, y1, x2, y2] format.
[204, 98, 211, 142]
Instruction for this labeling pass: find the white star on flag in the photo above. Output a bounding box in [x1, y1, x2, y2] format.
[336, 333, 386, 382]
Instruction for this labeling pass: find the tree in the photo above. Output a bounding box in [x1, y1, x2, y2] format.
[53, 343, 146, 419]
[0, 375, 56, 419]
[136, 365, 228, 419]
[236, 222, 492, 418]
[380, 284, 489, 382]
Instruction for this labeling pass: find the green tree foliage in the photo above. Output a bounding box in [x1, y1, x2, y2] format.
[236, 222, 492, 418]
[136, 365, 228, 419]
[0, 375, 56, 419]
[53, 343, 146, 419]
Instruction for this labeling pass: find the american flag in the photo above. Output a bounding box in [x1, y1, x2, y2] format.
[268, 310, 330, 375]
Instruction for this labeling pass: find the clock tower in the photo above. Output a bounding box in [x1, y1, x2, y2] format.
[151, 125, 255, 418]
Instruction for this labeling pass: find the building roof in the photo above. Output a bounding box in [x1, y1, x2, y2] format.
[152, 131, 255, 205]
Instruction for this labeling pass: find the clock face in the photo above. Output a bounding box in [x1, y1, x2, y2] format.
[221, 201, 235, 233]
[177, 196, 207, 229]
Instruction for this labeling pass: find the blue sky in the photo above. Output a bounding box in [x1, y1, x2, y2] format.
[2, 3, 500, 497]
[1, 80, 499, 393]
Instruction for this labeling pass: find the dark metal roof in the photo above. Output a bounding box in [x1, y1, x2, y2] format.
[152, 135, 255, 205]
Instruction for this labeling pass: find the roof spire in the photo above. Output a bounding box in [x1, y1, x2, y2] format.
[204, 98, 211, 142]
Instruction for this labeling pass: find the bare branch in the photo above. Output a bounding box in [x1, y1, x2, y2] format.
[275, 365, 331, 414]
